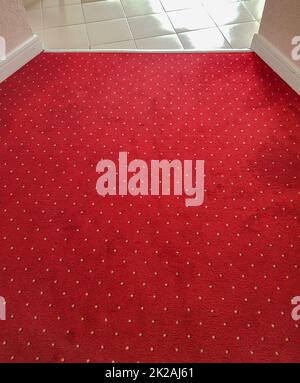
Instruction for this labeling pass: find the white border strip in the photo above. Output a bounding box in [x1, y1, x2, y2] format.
[252, 33, 300, 95]
[45, 48, 251, 53]
[0, 34, 43, 83]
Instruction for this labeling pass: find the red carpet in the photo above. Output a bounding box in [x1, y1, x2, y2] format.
[0, 53, 299, 362]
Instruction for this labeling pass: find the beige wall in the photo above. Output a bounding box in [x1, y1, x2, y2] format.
[0, 0, 32, 54]
[259, 0, 300, 68]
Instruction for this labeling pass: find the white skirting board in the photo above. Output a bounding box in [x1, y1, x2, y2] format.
[252, 33, 300, 95]
[0, 35, 43, 83]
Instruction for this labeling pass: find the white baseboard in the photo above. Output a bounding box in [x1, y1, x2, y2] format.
[252, 33, 300, 95]
[0, 35, 43, 83]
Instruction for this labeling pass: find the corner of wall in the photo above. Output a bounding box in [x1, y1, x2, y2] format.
[251, 0, 300, 95]
[252, 34, 300, 95]
[0, 0, 43, 82]
[0, 34, 43, 83]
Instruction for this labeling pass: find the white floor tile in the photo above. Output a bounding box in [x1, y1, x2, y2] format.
[219, 21, 259, 48]
[43, 24, 89, 48]
[201, 0, 241, 8]
[167, 7, 215, 33]
[41, 0, 81, 7]
[83, 0, 125, 23]
[91, 40, 136, 49]
[201, 0, 240, 5]
[128, 13, 175, 39]
[43, 4, 84, 29]
[160, 0, 201, 12]
[86, 18, 133, 46]
[204, 2, 255, 26]
[135, 34, 183, 49]
[178, 27, 230, 49]
[25, 0, 262, 50]
[243, 0, 266, 20]
[121, 0, 164, 17]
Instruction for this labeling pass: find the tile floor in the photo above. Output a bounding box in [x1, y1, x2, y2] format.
[24, 0, 265, 50]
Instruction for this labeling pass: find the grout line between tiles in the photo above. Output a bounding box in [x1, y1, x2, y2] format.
[119, 0, 136, 48]
[28, 0, 263, 51]
[34, 2, 261, 31]
[45, 48, 252, 53]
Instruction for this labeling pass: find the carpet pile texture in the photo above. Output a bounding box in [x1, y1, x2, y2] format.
[0, 53, 299, 362]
